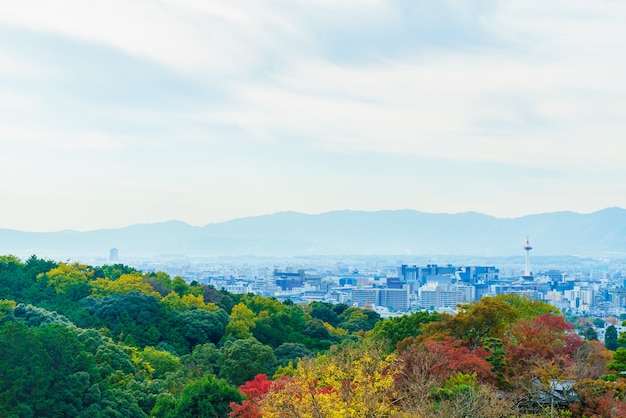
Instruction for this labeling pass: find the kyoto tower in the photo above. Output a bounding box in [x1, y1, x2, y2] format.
[523, 237, 533, 277]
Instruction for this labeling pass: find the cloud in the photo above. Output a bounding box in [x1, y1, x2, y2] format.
[1, 0, 625, 229]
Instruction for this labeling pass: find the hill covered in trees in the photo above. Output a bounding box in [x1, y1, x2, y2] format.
[1, 254, 626, 417]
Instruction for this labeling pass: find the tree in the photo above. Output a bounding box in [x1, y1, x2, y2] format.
[90, 273, 160, 298]
[0, 299, 15, 321]
[422, 297, 518, 351]
[502, 313, 584, 410]
[135, 346, 180, 379]
[584, 326, 599, 341]
[229, 374, 271, 418]
[259, 341, 400, 417]
[152, 375, 242, 418]
[309, 302, 340, 327]
[370, 310, 441, 352]
[174, 307, 229, 350]
[225, 303, 256, 339]
[493, 293, 558, 319]
[40, 262, 93, 294]
[219, 338, 276, 386]
[606, 325, 619, 351]
[273, 343, 313, 367]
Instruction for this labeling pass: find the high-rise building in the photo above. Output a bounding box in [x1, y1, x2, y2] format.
[109, 248, 119, 262]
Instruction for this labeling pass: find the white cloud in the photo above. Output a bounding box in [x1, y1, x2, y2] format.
[1, 0, 626, 229]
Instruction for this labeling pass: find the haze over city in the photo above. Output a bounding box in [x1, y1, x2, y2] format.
[1, 1, 625, 232]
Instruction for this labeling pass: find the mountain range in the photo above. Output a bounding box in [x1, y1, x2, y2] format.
[2, 208, 626, 258]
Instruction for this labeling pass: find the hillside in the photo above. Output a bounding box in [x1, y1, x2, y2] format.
[0, 256, 623, 416]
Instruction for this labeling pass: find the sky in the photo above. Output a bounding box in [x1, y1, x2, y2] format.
[1, 0, 625, 232]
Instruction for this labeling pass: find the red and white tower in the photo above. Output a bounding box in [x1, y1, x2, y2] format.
[524, 237, 533, 277]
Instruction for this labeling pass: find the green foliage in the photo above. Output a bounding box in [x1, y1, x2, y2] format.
[430, 372, 479, 400]
[493, 293, 559, 319]
[152, 375, 242, 418]
[370, 310, 441, 352]
[136, 347, 181, 379]
[585, 326, 599, 341]
[219, 337, 276, 386]
[13, 302, 74, 326]
[338, 306, 381, 333]
[179, 343, 224, 380]
[606, 325, 619, 350]
[309, 301, 341, 326]
[274, 342, 314, 366]
[483, 337, 505, 374]
[80, 292, 169, 348]
[175, 307, 229, 350]
[0, 320, 145, 417]
[607, 347, 626, 373]
[445, 296, 518, 350]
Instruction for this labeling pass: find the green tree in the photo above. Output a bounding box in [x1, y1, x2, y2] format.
[370, 310, 441, 352]
[607, 347, 626, 374]
[585, 326, 599, 341]
[274, 342, 313, 367]
[606, 325, 619, 351]
[174, 307, 229, 350]
[136, 346, 180, 379]
[309, 301, 340, 327]
[493, 293, 558, 319]
[152, 375, 242, 418]
[219, 338, 276, 386]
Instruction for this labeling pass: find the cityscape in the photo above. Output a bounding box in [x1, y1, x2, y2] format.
[103, 237, 626, 320]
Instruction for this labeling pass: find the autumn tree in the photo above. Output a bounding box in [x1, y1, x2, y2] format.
[421, 297, 518, 350]
[503, 313, 584, 411]
[259, 341, 401, 417]
[225, 303, 256, 340]
[370, 310, 441, 352]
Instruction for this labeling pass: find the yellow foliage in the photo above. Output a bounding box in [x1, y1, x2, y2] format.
[324, 321, 349, 337]
[181, 294, 218, 311]
[90, 273, 160, 297]
[260, 343, 404, 417]
[225, 303, 257, 339]
[0, 299, 16, 320]
[162, 292, 220, 311]
[41, 262, 93, 293]
[161, 292, 185, 310]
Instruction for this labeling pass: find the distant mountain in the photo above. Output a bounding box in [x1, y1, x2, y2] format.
[2, 208, 626, 258]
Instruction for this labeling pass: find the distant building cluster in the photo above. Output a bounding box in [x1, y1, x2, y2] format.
[111, 239, 626, 319]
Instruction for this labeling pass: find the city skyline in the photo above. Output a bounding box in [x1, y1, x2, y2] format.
[1, 1, 625, 232]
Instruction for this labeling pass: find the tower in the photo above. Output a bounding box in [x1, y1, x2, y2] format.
[523, 238, 532, 277]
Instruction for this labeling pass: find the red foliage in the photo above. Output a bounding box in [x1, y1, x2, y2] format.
[505, 314, 583, 368]
[424, 337, 495, 383]
[239, 374, 272, 400]
[570, 382, 626, 418]
[230, 400, 261, 418]
[230, 374, 272, 418]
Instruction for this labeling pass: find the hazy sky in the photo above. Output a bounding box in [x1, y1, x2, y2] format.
[1, 1, 625, 232]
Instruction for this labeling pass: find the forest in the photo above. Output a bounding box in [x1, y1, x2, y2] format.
[1, 254, 626, 417]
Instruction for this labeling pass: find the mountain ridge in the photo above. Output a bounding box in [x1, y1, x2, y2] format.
[1, 208, 625, 258]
